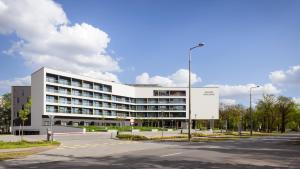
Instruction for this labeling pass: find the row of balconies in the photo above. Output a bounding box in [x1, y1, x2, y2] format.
[46, 105, 185, 117]
[46, 76, 112, 92]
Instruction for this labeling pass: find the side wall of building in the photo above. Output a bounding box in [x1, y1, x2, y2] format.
[31, 68, 45, 129]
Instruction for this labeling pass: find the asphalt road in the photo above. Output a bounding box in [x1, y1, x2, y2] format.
[0, 132, 299, 169]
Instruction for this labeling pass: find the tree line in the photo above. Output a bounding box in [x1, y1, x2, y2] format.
[216, 94, 300, 133]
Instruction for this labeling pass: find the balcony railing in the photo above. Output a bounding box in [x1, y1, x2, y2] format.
[46, 89, 58, 93]
[58, 80, 71, 85]
[58, 110, 71, 113]
[46, 109, 58, 113]
[72, 83, 82, 87]
[46, 78, 58, 83]
[59, 101, 71, 104]
[72, 92, 82, 96]
[59, 90, 70, 95]
[46, 99, 58, 103]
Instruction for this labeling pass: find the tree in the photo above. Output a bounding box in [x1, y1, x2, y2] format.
[256, 94, 277, 132]
[276, 96, 297, 133]
[0, 93, 11, 133]
[19, 97, 31, 140]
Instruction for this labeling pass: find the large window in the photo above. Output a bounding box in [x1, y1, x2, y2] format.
[72, 98, 81, 105]
[83, 81, 93, 89]
[59, 87, 70, 95]
[59, 97, 70, 104]
[83, 91, 93, 98]
[59, 106, 70, 113]
[46, 105, 57, 112]
[170, 90, 186, 96]
[46, 95, 57, 103]
[102, 85, 112, 92]
[72, 79, 82, 87]
[46, 74, 58, 83]
[94, 109, 102, 115]
[46, 85, 57, 93]
[72, 89, 82, 96]
[72, 107, 81, 114]
[59, 76, 71, 85]
[136, 98, 147, 104]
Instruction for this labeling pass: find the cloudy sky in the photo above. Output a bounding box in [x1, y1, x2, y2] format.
[0, 0, 299, 105]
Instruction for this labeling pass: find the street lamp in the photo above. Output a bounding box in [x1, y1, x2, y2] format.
[250, 85, 260, 136]
[188, 43, 204, 142]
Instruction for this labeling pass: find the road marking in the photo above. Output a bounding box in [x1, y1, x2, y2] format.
[160, 152, 182, 157]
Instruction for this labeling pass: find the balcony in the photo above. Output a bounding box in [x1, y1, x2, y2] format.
[58, 110, 71, 113]
[59, 90, 70, 95]
[59, 101, 71, 104]
[46, 78, 58, 83]
[46, 99, 58, 103]
[46, 109, 58, 113]
[82, 94, 93, 98]
[58, 80, 71, 86]
[46, 89, 58, 93]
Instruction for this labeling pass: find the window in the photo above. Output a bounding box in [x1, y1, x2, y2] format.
[17, 97, 19, 103]
[153, 90, 159, 96]
[72, 89, 82, 96]
[58, 76, 71, 85]
[94, 93, 102, 99]
[94, 109, 102, 115]
[148, 98, 158, 103]
[83, 81, 93, 89]
[59, 97, 69, 104]
[46, 95, 57, 103]
[159, 98, 168, 104]
[72, 107, 81, 114]
[72, 98, 81, 105]
[170, 90, 186, 96]
[102, 85, 112, 92]
[59, 106, 69, 113]
[59, 87, 69, 94]
[94, 101, 101, 107]
[136, 98, 147, 104]
[46, 105, 57, 112]
[46, 85, 57, 93]
[94, 83, 102, 90]
[72, 79, 82, 87]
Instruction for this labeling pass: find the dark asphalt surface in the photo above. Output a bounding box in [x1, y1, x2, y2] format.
[0, 132, 299, 169]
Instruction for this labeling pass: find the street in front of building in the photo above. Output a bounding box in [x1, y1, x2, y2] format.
[0, 132, 299, 169]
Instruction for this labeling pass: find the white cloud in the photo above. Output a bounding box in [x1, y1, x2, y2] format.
[269, 65, 300, 87]
[0, 76, 31, 94]
[206, 83, 281, 98]
[220, 99, 236, 106]
[0, 0, 120, 81]
[135, 69, 201, 87]
[293, 97, 300, 105]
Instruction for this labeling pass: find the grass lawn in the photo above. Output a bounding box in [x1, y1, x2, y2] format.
[0, 140, 60, 149]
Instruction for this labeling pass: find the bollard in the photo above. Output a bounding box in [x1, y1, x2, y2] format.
[46, 128, 50, 141]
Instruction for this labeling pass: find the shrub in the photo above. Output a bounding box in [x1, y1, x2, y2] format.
[116, 134, 148, 140]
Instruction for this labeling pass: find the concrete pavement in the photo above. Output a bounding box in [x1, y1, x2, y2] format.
[0, 132, 299, 169]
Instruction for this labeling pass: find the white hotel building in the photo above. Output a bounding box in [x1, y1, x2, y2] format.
[12, 67, 219, 134]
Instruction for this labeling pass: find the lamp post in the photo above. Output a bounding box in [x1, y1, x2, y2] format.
[250, 85, 259, 136]
[188, 43, 204, 142]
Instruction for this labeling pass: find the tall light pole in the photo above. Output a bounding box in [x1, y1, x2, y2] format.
[250, 85, 259, 136]
[188, 43, 204, 142]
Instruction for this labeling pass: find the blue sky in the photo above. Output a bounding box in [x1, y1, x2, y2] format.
[0, 0, 299, 105]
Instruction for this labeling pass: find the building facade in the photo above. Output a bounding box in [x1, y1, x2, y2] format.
[12, 67, 219, 134]
[11, 86, 31, 134]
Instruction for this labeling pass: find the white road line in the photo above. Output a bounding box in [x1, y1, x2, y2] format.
[160, 152, 182, 157]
